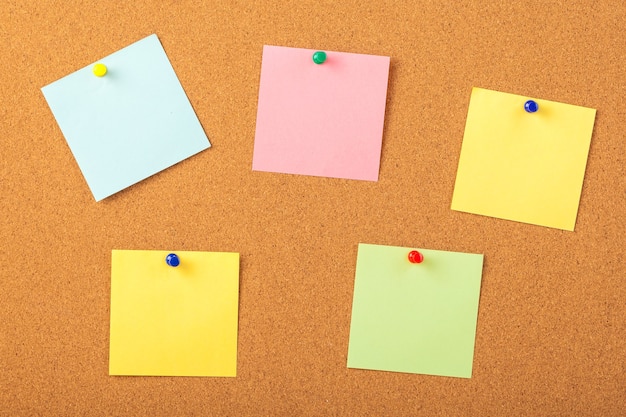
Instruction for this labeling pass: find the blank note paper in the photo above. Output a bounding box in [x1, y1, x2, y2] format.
[347, 243, 484, 378]
[41, 34, 210, 201]
[252, 45, 390, 181]
[451, 87, 596, 230]
[109, 250, 239, 377]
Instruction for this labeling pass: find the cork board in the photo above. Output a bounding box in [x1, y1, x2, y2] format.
[1, 1, 624, 415]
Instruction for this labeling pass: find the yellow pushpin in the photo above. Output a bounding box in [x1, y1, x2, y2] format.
[93, 63, 107, 77]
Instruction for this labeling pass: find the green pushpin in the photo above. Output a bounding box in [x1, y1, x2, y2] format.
[312, 51, 327, 64]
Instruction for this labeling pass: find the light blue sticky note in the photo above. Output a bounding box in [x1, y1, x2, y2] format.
[42, 34, 210, 201]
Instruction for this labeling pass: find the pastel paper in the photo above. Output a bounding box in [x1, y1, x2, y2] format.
[109, 250, 239, 377]
[347, 243, 484, 378]
[42, 34, 210, 201]
[253, 45, 390, 181]
[451, 87, 596, 230]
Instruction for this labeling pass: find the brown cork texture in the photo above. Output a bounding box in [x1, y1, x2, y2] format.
[1, 1, 625, 416]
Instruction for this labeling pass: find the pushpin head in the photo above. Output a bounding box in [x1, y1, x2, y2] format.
[524, 100, 538, 113]
[312, 51, 327, 64]
[408, 250, 424, 264]
[165, 253, 180, 267]
[93, 63, 107, 77]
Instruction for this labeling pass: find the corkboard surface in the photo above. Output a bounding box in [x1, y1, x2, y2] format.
[1, 1, 625, 416]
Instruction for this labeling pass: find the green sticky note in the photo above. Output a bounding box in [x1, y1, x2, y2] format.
[347, 243, 484, 378]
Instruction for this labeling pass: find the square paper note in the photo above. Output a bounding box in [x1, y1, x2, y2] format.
[347, 243, 484, 378]
[253, 45, 390, 181]
[42, 34, 210, 201]
[109, 250, 239, 377]
[451, 87, 596, 230]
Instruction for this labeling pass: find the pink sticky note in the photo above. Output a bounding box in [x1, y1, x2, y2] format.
[253, 45, 390, 181]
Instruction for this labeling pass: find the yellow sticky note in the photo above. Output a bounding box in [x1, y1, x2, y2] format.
[452, 87, 596, 231]
[109, 250, 239, 377]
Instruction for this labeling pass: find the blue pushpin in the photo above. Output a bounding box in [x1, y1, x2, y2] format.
[165, 253, 180, 267]
[524, 100, 539, 113]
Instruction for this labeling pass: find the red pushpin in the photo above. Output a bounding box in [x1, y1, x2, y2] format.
[408, 250, 424, 264]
